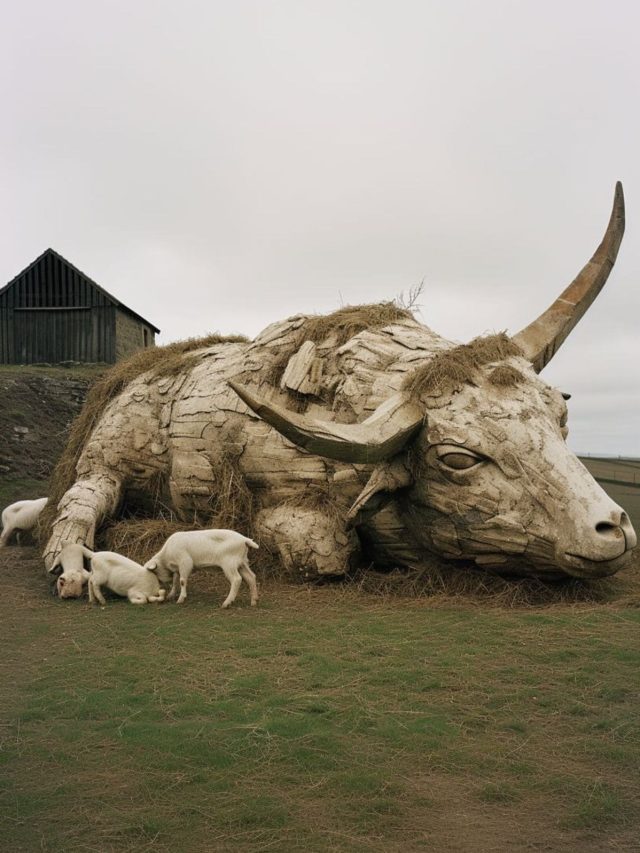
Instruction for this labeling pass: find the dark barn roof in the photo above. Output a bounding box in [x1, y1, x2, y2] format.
[1, 248, 160, 333]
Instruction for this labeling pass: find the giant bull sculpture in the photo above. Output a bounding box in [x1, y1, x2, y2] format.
[45, 184, 636, 585]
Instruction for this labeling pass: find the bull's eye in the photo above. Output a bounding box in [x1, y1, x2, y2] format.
[436, 445, 484, 471]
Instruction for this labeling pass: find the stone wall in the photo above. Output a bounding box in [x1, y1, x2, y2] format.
[115, 310, 155, 361]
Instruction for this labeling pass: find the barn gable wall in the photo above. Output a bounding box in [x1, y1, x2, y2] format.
[0, 250, 156, 364]
[115, 308, 155, 361]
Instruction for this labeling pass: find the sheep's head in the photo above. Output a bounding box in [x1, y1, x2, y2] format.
[49, 543, 91, 598]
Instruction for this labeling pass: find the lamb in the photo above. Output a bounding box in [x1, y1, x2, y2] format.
[0, 497, 48, 547]
[50, 544, 166, 604]
[144, 529, 259, 607]
[49, 543, 91, 598]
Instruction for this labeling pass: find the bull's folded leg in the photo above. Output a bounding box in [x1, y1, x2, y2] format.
[43, 473, 122, 570]
[254, 505, 361, 579]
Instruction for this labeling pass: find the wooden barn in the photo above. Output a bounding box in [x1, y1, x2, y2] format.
[0, 249, 160, 364]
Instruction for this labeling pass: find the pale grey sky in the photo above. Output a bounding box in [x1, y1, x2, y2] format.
[2, 0, 639, 454]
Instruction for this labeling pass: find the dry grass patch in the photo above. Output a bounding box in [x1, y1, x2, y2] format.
[348, 555, 640, 608]
[403, 332, 523, 399]
[266, 301, 414, 385]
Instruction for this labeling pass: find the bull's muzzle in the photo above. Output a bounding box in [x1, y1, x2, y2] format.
[560, 509, 636, 578]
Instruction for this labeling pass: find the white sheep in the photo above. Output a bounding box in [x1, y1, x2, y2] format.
[144, 529, 259, 607]
[50, 544, 166, 604]
[0, 497, 48, 547]
[49, 543, 91, 598]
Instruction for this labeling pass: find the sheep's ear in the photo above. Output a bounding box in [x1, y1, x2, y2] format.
[81, 568, 91, 580]
[49, 562, 64, 577]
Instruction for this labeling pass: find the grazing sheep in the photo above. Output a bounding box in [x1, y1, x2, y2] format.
[50, 544, 166, 604]
[0, 497, 48, 548]
[87, 547, 166, 605]
[145, 529, 259, 607]
[48, 543, 91, 598]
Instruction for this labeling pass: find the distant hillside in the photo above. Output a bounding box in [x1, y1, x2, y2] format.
[0, 364, 104, 506]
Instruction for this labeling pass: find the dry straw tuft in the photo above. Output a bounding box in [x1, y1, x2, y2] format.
[348, 560, 621, 607]
[403, 332, 523, 400]
[282, 481, 350, 526]
[488, 364, 525, 387]
[40, 332, 249, 541]
[266, 301, 415, 385]
[99, 450, 254, 565]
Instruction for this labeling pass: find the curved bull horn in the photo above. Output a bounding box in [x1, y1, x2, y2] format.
[513, 182, 625, 372]
[228, 380, 424, 463]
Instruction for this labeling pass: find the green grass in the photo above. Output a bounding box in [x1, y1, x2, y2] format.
[1, 551, 640, 852]
[0, 363, 106, 379]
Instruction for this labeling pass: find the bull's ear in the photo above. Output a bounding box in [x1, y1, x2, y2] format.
[347, 458, 414, 522]
[228, 381, 424, 463]
[513, 182, 625, 372]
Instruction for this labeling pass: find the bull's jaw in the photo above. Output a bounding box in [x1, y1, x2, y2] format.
[560, 548, 634, 579]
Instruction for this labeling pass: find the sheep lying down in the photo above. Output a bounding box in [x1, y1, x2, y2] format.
[51, 544, 165, 604]
[145, 529, 259, 607]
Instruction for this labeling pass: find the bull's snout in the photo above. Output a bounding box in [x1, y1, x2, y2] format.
[562, 506, 637, 577]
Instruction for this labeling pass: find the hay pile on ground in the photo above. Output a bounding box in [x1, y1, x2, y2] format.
[40, 333, 249, 540]
[403, 332, 523, 399]
[349, 559, 626, 607]
[99, 448, 255, 565]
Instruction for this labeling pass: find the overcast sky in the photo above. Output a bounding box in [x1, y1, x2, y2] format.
[2, 0, 639, 454]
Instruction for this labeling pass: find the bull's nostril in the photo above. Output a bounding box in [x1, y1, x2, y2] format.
[595, 521, 621, 536]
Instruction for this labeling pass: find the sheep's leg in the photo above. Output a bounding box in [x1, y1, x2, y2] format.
[176, 558, 194, 605]
[15, 531, 22, 546]
[91, 581, 106, 606]
[147, 591, 166, 603]
[88, 578, 95, 604]
[239, 561, 259, 606]
[0, 525, 13, 548]
[220, 565, 243, 608]
[165, 572, 180, 601]
[44, 473, 122, 570]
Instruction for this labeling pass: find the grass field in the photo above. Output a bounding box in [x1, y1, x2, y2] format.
[2, 454, 640, 851]
[1, 545, 639, 852]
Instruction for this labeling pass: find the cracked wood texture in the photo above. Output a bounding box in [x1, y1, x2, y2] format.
[44, 312, 635, 582]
